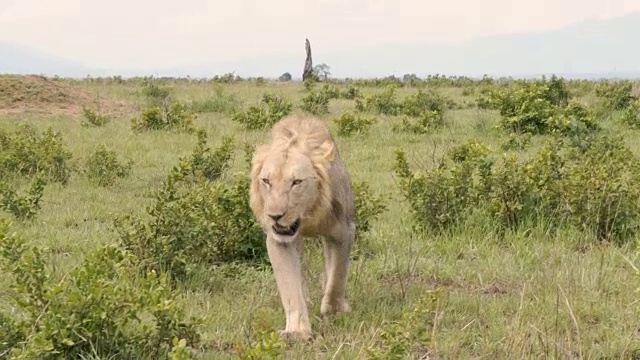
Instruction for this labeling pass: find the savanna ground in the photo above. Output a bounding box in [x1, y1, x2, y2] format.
[1, 73, 640, 359]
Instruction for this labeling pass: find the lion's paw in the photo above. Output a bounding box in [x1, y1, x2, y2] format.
[279, 329, 313, 342]
[320, 298, 350, 316]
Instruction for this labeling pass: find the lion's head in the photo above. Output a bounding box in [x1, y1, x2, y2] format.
[249, 115, 337, 242]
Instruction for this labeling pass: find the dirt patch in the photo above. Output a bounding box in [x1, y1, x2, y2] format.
[0, 75, 129, 116]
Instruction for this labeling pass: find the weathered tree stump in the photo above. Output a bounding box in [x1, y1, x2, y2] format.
[303, 38, 314, 81]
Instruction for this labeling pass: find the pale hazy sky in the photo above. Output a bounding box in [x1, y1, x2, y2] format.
[1, 0, 639, 69]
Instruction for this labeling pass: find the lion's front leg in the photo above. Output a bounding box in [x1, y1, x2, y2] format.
[266, 235, 312, 340]
[321, 222, 355, 316]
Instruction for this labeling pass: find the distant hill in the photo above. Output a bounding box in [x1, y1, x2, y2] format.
[2, 11, 640, 79]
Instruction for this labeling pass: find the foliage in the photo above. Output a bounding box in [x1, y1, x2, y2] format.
[278, 72, 292, 82]
[0, 177, 46, 220]
[400, 89, 451, 117]
[357, 86, 401, 115]
[620, 99, 640, 129]
[352, 180, 388, 240]
[392, 111, 445, 134]
[365, 290, 440, 359]
[83, 144, 133, 187]
[190, 86, 241, 115]
[394, 132, 640, 242]
[235, 331, 287, 360]
[114, 145, 266, 282]
[176, 130, 235, 182]
[0, 220, 201, 359]
[341, 85, 361, 100]
[300, 89, 331, 115]
[332, 111, 378, 136]
[595, 80, 638, 110]
[131, 100, 197, 133]
[232, 93, 293, 130]
[80, 107, 110, 127]
[0, 124, 73, 185]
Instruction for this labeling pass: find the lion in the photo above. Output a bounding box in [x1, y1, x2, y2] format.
[249, 114, 356, 340]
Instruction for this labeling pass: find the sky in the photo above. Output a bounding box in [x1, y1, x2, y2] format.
[1, 0, 640, 70]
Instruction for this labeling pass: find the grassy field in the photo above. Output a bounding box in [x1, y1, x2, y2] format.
[1, 74, 640, 359]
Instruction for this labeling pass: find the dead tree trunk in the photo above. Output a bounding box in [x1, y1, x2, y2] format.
[303, 38, 314, 81]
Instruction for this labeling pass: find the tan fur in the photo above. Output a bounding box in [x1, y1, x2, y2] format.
[249, 114, 356, 340]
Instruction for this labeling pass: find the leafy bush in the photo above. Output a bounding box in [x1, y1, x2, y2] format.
[81, 107, 110, 127]
[232, 93, 292, 129]
[357, 86, 401, 115]
[190, 87, 241, 115]
[300, 89, 331, 115]
[595, 80, 638, 110]
[341, 85, 361, 100]
[319, 83, 340, 100]
[177, 130, 235, 182]
[365, 290, 440, 359]
[352, 180, 388, 240]
[0, 124, 73, 185]
[83, 144, 133, 187]
[620, 99, 640, 129]
[400, 89, 451, 117]
[394, 132, 640, 242]
[482, 76, 599, 135]
[131, 100, 197, 133]
[332, 111, 378, 136]
[392, 111, 445, 134]
[0, 220, 201, 359]
[114, 146, 266, 282]
[0, 177, 46, 220]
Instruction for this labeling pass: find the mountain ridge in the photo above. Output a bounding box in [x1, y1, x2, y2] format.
[2, 11, 640, 79]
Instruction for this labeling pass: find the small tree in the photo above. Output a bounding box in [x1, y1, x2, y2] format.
[314, 63, 331, 80]
[278, 72, 292, 82]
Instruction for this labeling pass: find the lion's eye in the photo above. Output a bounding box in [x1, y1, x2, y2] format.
[262, 178, 271, 186]
[292, 179, 302, 186]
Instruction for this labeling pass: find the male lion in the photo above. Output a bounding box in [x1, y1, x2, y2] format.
[249, 114, 356, 340]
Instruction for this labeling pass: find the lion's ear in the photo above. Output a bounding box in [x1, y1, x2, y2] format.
[318, 139, 335, 162]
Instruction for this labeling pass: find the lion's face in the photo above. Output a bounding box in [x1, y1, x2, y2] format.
[253, 149, 323, 241]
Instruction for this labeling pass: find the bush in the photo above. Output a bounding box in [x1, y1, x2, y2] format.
[300, 89, 331, 115]
[394, 132, 640, 242]
[400, 89, 450, 117]
[341, 85, 361, 100]
[352, 180, 388, 240]
[595, 80, 638, 110]
[392, 111, 445, 134]
[190, 86, 241, 115]
[332, 111, 378, 136]
[232, 93, 292, 130]
[0, 177, 46, 220]
[620, 99, 640, 129]
[358, 86, 401, 115]
[0, 124, 73, 185]
[83, 144, 133, 187]
[114, 146, 266, 282]
[131, 100, 197, 133]
[81, 107, 110, 127]
[0, 220, 201, 359]
[177, 130, 235, 182]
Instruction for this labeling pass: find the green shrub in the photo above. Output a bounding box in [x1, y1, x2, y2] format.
[81, 107, 110, 127]
[595, 80, 638, 110]
[0, 177, 46, 220]
[177, 130, 235, 182]
[0, 220, 201, 359]
[392, 111, 445, 134]
[341, 85, 361, 100]
[114, 146, 266, 282]
[83, 145, 133, 187]
[232, 93, 292, 129]
[190, 86, 241, 115]
[0, 124, 73, 185]
[300, 89, 331, 115]
[400, 89, 450, 117]
[332, 111, 378, 136]
[131, 100, 196, 133]
[352, 180, 388, 240]
[394, 132, 640, 242]
[365, 290, 441, 359]
[620, 99, 640, 129]
[360, 86, 401, 115]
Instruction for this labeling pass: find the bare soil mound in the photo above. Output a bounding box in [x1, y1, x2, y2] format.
[0, 75, 127, 116]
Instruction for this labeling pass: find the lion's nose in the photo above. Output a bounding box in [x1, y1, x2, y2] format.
[269, 213, 284, 221]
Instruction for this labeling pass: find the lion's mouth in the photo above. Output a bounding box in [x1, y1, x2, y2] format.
[272, 218, 301, 237]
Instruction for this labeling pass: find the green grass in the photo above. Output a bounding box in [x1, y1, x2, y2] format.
[1, 76, 640, 359]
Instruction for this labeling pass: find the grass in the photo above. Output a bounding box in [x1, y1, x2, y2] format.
[1, 76, 640, 359]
